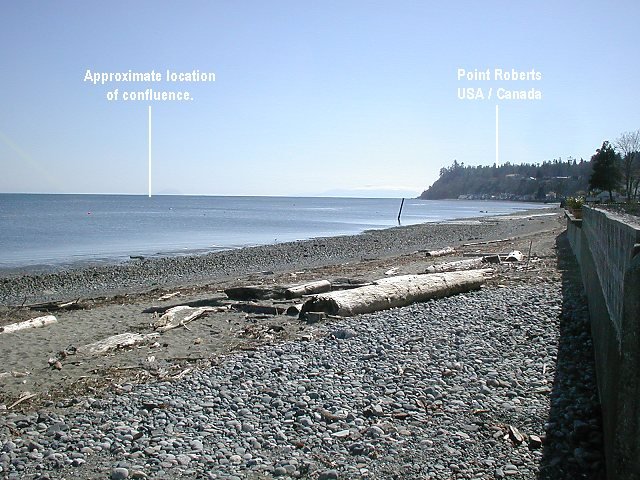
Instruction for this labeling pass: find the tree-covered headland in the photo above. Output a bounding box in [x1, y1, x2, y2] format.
[420, 130, 640, 203]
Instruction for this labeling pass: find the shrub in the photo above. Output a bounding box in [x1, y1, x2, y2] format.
[566, 196, 585, 210]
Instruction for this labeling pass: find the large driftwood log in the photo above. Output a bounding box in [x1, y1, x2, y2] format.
[300, 270, 491, 317]
[0, 315, 57, 335]
[224, 286, 286, 301]
[78, 332, 159, 355]
[425, 257, 484, 273]
[284, 280, 331, 299]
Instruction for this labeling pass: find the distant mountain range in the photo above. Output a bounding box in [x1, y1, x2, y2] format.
[420, 159, 591, 201]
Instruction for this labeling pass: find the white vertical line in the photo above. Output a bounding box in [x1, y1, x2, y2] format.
[495, 104, 499, 167]
[148, 105, 152, 197]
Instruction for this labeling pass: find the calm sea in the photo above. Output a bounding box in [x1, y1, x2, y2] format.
[0, 194, 550, 270]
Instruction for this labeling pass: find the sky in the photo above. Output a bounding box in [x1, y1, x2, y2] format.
[1, 1, 639, 197]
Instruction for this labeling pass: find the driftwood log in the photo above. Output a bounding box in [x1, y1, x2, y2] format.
[284, 280, 331, 299]
[28, 299, 84, 312]
[286, 303, 305, 316]
[78, 332, 159, 355]
[224, 286, 286, 301]
[154, 306, 225, 332]
[330, 278, 373, 290]
[143, 298, 224, 314]
[424, 246, 455, 257]
[0, 315, 57, 335]
[425, 257, 484, 273]
[300, 270, 491, 317]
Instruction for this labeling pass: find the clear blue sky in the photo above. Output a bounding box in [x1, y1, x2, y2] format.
[1, 1, 638, 197]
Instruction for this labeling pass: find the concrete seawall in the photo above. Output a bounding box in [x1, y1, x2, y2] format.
[567, 206, 640, 479]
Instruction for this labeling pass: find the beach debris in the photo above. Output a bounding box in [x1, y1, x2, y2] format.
[78, 332, 160, 355]
[286, 303, 305, 316]
[424, 246, 455, 257]
[305, 312, 327, 323]
[158, 291, 181, 301]
[0, 371, 30, 379]
[240, 324, 286, 340]
[224, 285, 287, 301]
[462, 252, 513, 257]
[284, 280, 332, 299]
[526, 240, 533, 267]
[462, 237, 516, 247]
[7, 392, 37, 410]
[154, 306, 225, 332]
[425, 257, 484, 273]
[143, 297, 225, 314]
[300, 270, 491, 318]
[504, 250, 524, 262]
[0, 315, 57, 335]
[28, 299, 85, 312]
[384, 268, 399, 276]
[231, 303, 285, 315]
[330, 278, 374, 290]
[482, 254, 502, 264]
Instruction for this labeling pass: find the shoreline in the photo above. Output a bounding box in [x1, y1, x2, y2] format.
[0, 207, 562, 306]
[0, 206, 605, 479]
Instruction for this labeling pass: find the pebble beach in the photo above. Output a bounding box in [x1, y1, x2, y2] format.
[0, 208, 605, 479]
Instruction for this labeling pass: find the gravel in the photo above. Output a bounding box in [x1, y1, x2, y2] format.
[0, 236, 604, 479]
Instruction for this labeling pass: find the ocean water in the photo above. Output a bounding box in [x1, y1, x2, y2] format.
[0, 194, 550, 270]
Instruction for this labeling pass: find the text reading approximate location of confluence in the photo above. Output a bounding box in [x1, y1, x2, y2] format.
[83, 69, 216, 85]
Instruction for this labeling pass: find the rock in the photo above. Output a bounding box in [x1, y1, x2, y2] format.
[318, 470, 339, 480]
[111, 467, 129, 480]
[273, 466, 287, 476]
[331, 328, 357, 340]
[503, 464, 519, 475]
[508, 425, 525, 445]
[366, 426, 384, 438]
[528, 434, 543, 449]
[190, 439, 204, 451]
[363, 404, 384, 417]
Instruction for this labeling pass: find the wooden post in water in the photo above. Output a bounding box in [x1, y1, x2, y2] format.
[397, 198, 405, 224]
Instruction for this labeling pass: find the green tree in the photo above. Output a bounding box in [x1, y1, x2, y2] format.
[589, 141, 621, 201]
